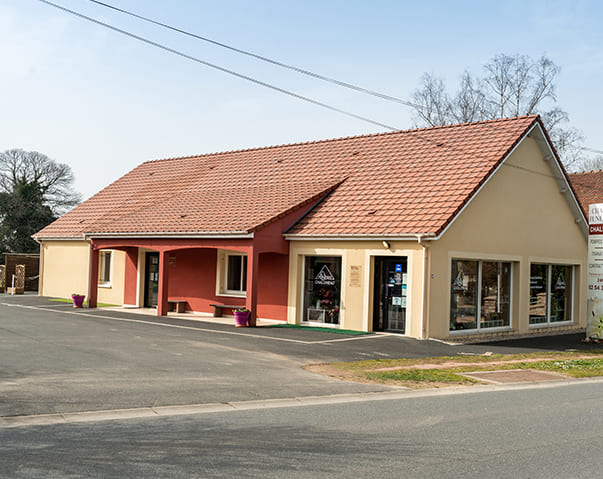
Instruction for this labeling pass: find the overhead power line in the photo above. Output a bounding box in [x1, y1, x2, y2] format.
[87, 0, 420, 110]
[38, 0, 400, 132]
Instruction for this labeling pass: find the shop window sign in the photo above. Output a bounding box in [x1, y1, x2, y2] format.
[315, 265, 335, 286]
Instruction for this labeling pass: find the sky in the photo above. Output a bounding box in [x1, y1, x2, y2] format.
[2, 0, 603, 200]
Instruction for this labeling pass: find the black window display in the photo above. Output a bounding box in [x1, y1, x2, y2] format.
[450, 260, 511, 331]
[450, 260, 478, 330]
[529, 264, 548, 324]
[529, 263, 572, 325]
[303, 256, 341, 324]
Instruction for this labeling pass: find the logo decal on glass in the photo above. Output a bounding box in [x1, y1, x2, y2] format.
[315, 265, 335, 285]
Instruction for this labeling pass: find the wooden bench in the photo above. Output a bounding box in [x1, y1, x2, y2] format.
[167, 300, 187, 313]
[209, 304, 241, 317]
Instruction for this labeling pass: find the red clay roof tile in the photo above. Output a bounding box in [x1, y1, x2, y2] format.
[568, 170, 603, 217]
[36, 116, 540, 239]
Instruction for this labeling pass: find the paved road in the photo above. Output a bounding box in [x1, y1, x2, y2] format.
[1, 380, 601, 478]
[0, 294, 600, 417]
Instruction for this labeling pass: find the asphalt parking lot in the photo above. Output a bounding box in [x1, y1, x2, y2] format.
[0, 294, 599, 418]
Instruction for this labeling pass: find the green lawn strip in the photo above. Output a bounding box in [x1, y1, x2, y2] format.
[49, 298, 118, 308]
[325, 351, 603, 384]
[331, 351, 603, 371]
[266, 324, 373, 336]
[365, 368, 477, 384]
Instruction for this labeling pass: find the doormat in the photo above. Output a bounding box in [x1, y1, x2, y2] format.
[266, 324, 373, 336]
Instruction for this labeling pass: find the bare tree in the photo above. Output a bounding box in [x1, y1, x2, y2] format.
[411, 54, 584, 169]
[412, 73, 452, 127]
[575, 156, 603, 172]
[451, 71, 490, 124]
[0, 149, 81, 216]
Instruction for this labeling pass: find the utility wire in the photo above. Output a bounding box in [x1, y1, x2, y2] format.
[38, 0, 400, 132]
[87, 0, 420, 110]
[35, 1, 603, 162]
[88, 0, 603, 156]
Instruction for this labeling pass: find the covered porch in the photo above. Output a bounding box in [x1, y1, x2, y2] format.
[86, 234, 289, 327]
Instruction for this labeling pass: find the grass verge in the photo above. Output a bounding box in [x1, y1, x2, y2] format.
[304, 350, 603, 388]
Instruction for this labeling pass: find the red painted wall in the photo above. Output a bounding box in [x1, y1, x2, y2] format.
[124, 248, 138, 305]
[162, 248, 288, 321]
[165, 248, 245, 313]
[257, 252, 289, 320]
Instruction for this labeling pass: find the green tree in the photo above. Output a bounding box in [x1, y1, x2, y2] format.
[0, 149, 81, 253]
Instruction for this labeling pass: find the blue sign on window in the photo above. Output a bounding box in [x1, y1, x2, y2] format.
[395, 264, 402, 272]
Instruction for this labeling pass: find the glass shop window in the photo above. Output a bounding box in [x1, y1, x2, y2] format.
[302, 256, 342, 325]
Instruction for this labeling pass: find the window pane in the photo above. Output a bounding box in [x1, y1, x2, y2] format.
[550, 265, 571, 322]
[242, 256, 247, 292]
[480, 262, 511, 328]
[529, 264, 548, 324]
[450, 260, 478, 330]
[227, 256, 242, 291]
[99, 252, 111, 283]
[303, 256, 341, 324]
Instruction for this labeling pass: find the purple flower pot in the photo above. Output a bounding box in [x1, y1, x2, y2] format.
[234, 311, 249, 327]
[72, 295, 85, 308]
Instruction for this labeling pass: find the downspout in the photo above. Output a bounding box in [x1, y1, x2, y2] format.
[416, 234, 430, 339]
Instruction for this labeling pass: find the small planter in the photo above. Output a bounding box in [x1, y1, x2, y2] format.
[71, 294, 85, 308]
[234, 310, 249, 327]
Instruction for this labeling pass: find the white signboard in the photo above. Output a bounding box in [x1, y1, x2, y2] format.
[587, 203, 603, 340]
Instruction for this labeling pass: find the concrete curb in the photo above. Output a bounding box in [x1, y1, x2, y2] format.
[2, 377, 602, 429]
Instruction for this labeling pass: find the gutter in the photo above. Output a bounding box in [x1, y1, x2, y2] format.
[84, 232, 254, 240]
[284, 234, 437, 241]
[416, 234, 430, 340]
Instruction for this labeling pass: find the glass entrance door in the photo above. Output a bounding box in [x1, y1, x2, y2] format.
[373, 257, 408, 333]
[144, 252, 160, 308]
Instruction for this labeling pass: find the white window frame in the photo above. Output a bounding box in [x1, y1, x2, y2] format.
[216, 250, 247, 298]
[98, 250, 112, 288]
[529, 263, 574, 327]
[450, 259, 513, 334]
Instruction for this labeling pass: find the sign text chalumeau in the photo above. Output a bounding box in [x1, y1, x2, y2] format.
[587, 203, 603, 340]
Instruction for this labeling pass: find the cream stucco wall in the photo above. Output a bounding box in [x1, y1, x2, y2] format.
[288, 241, 425, 336]
[428, 136, 587, 338]
[40, 240, 126, 305]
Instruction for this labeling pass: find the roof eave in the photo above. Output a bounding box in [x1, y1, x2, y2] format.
[33, 234, 87, 241]
[528, 122, 588, 239]
[84, 231, 254, 240]
[284, 233, 437, 241]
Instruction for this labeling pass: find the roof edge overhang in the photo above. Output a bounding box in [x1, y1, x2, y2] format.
[528, 122, 588, 239]
[84, 232, 254, 240]
[284, 233, 437, 241]
[34, 232, 255, 241]
[433, 119, 588, 241]
[33, 234, 86, 241]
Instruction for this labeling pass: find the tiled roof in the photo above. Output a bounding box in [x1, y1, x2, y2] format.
[567, 170, 603, 217]
[35, 115, 540, 239]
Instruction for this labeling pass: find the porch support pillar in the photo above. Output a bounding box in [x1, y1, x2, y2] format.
[157, 250, 169, 316]
[88, 246, 99, 309]
[245, 247, 260, 327]
[123, 248, 139, 306]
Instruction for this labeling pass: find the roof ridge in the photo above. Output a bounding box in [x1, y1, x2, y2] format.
[142, 115, 539, 165]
